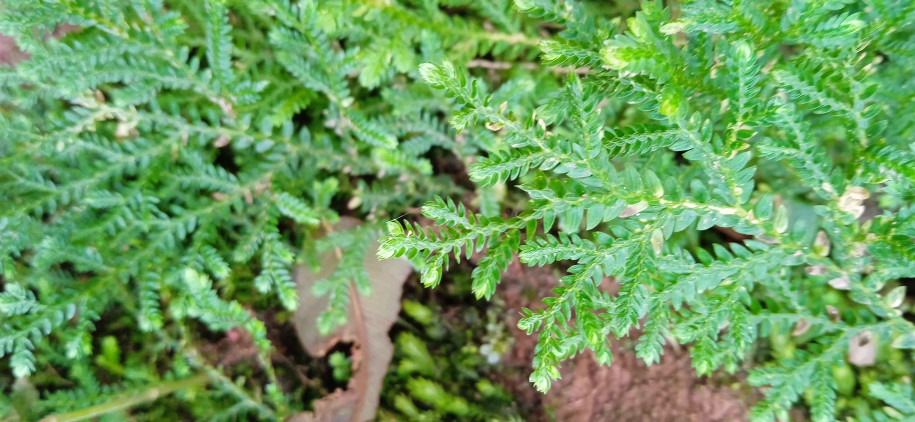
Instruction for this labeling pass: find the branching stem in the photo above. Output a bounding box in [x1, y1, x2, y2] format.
[39, 374, 210, 422]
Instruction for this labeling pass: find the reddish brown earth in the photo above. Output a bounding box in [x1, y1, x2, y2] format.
[0, 25, 80, 65]
[494, 258, 753, 422]
[0, 34, 26, 65]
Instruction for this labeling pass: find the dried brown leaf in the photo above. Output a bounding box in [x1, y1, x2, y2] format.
[290, 217, 412, 422]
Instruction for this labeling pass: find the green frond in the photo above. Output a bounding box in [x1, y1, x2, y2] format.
[470, 147, 547, 186]
[662, 0, 738, 35]
[470, 229, 519, 300]
[792, 12, 865, 48]
[539, 39, 602, 68]
[136, 273, 164, 332]
[204, 0, 236, 91]
[514, 0, 583, 24]
[868, 382, 915, 417]
[348, 112, 398, 149]
[254, 228, 297, 310]
[603, 125, 694, 157]
[0, 284, 41, 317]
[312, 225, 377, 334]
[275, 192, 321, 226]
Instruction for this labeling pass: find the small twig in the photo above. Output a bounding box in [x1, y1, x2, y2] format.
[467, 59, 516, 70]
[199, 363, 277, 420]
[39, 374, 210, 422]
[271, 351, 317, 388]
[466, 58, 593, 75]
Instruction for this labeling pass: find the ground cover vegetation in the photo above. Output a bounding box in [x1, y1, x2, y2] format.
[380, 0, 915, 420]
[0, 0, 913, 421]
[0, 0, 557, 419]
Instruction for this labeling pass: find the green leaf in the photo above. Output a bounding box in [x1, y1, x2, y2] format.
[892, 332, 915, 349]
[884, 286, 906, 308]
[773, 204, 789, 233]
[276, 192, 321, 226]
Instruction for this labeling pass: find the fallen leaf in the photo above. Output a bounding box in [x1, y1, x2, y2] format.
[290, 217, 412, 422]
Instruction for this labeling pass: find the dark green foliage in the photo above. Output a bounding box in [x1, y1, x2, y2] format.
[3, 0, 914, 419]
[380, 0, 915, 419]
[0, 0, 549, 419]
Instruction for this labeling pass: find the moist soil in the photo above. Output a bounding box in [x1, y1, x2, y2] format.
[492, 257, 754, 422]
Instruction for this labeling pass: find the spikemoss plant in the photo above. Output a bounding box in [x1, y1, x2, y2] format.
[0, 0, 560, 419]
[380, 0, 915, 419]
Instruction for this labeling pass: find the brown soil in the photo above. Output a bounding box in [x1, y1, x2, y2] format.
[0, 25, 79, 66]
[494, 257, 752, 422]
[0, 34, 26, 65]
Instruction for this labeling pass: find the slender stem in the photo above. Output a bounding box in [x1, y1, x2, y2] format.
[197, 363, 277, 420]
[39, 374, 210, 422]
[467, 58, 593, 75]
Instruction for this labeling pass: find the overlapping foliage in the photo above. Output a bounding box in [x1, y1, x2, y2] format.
[380, 0, 915, 419]
[0, 0, 549, 419]
[3, 0, 914, 419]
